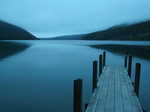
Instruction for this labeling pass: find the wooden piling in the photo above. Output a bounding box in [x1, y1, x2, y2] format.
[124, 56, 128, 68]
[99, 54, 103, 76]
[134, 63, 141, 97]
[103, 52, 106, 67]
[93, 61, 98, 92]
[85, 104, 88, 112]
[128, 56, 132, 78]
[74, 79, 83, 112]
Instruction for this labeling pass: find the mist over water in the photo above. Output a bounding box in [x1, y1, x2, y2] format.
[0, 0, 150, 38]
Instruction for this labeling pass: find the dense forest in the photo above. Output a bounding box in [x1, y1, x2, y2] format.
[82, 20, 150, 40]
[0, 20, 37, 40]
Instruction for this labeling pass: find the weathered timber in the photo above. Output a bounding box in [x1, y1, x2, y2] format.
[124, 56, 128, 68]
[99, 54, 103, 76]
[103, 52, 106, 67]
[86, 66, 143, 112]
[74, 79, 83, 112]
[128, 56, 133, 78]
[134, 63, 141, 97]
[92, 61, 98, 92]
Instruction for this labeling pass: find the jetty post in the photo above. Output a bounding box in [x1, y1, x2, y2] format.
[134, 63, 141, 97]
[73, 79, 83, 112]
[103, 52, 106, 67]
[124, 56, 128, 68]
[92, 61, 98, 93]
[99, 54, 103, 76]
[128, 56, 132, 78]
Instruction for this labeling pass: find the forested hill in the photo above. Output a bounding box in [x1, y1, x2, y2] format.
[0, 21, 37, 40]
[82, 20, 150, 40]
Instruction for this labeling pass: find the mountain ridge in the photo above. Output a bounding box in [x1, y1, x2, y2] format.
[82, 20, 150, 40]
[0, 20, 38, 40]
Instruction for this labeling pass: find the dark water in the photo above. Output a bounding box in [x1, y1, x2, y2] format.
[0, 40, 150, 112]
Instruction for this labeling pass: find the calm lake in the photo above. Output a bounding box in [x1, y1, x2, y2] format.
[0, 40, 150, 112]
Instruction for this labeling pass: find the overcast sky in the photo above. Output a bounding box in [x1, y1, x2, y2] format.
[0, 0, 150, 38]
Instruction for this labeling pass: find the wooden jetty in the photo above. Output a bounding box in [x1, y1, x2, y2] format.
[73, 52, 144, 112]
[85, 66, 143, 112]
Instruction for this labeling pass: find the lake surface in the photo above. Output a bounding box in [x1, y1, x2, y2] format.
[0, 40, 150, 112]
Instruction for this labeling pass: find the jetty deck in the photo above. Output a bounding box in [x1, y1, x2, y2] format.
[85, 66, 143, 112]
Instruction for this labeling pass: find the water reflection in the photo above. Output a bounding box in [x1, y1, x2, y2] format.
[0, 40, 149, 112]
[0, 41, 29, 59]
[90, 44, 150, 60]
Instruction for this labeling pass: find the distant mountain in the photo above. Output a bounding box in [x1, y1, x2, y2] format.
[0, 20, 37, 40]
[82, 20, 150, 40]
[42, 34, 85, 40]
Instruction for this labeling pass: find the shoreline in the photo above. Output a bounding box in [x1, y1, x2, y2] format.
[90, 44, 150, 59]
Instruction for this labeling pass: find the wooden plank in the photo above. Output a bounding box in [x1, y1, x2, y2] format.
[122, 68, 143, 112]
[96, 67, 113, 112]
[115, 67, 123, 112]
[86, 67, 108, 112]
[86, 66, 143, 112]
[104, 69, 115, 112]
